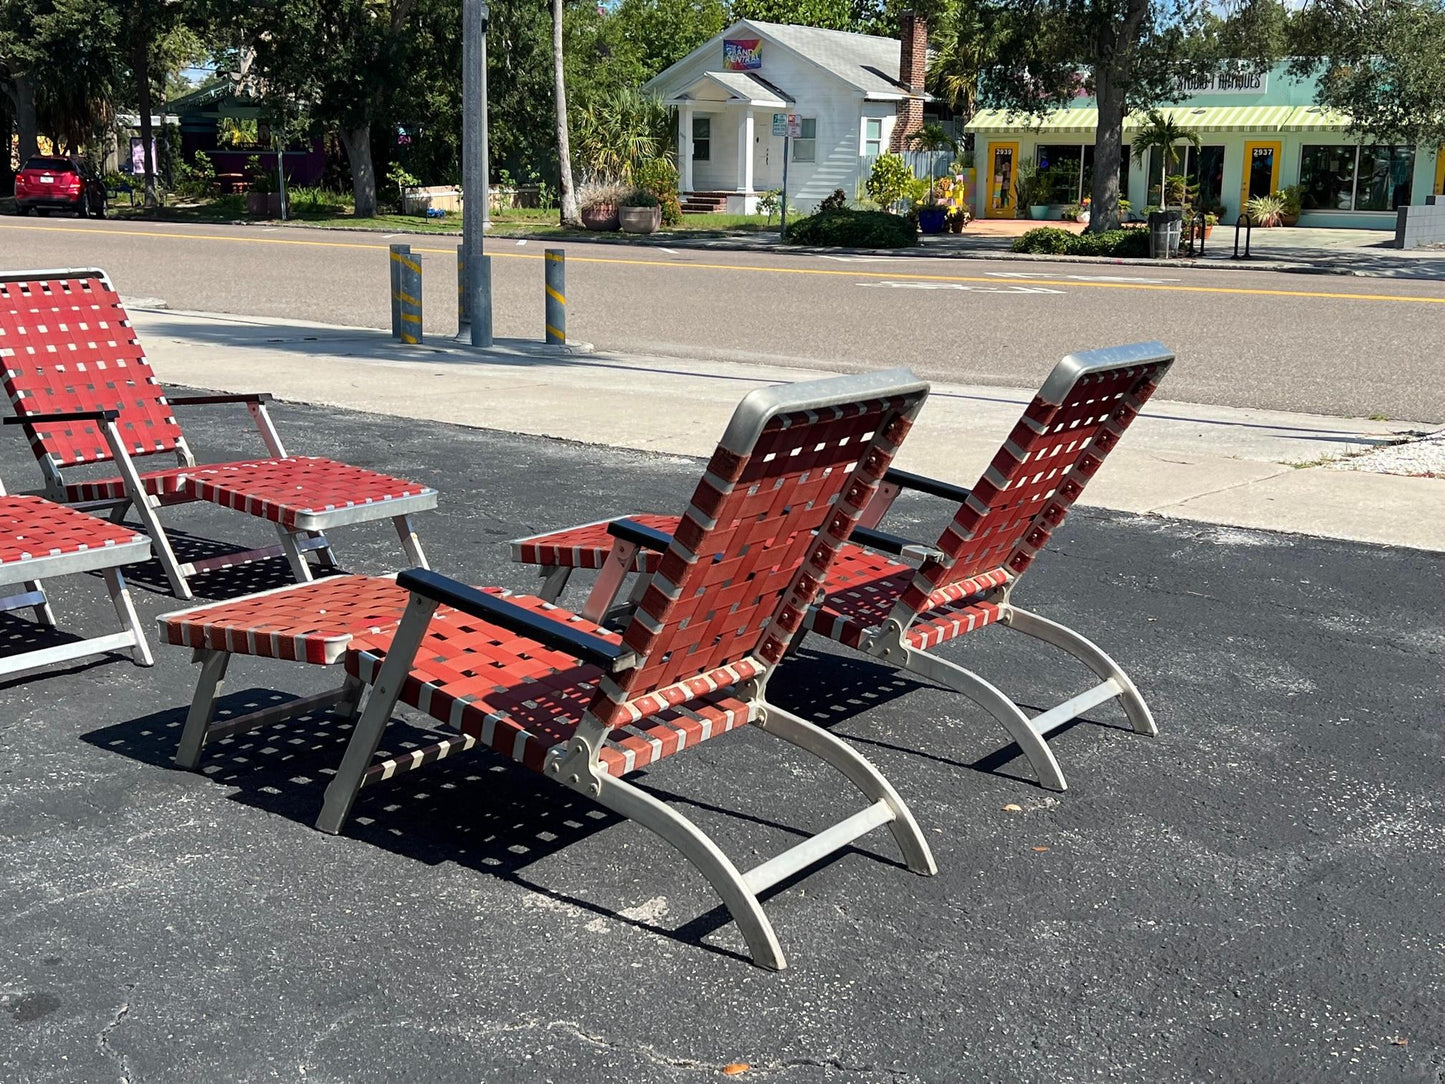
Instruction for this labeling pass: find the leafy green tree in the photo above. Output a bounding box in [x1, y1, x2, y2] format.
[978, 0, 1209, 231]
[926, 0, 1000, 121]
[1291, 0, 1445, 150]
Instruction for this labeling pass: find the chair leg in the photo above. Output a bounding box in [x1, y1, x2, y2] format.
[900, 646, 1069, 792]
[334, 674, 367, 721]
[132, 495, 192, 600]
[755, 701, 936, 876]
[107, 499, 132, 525]
[316, 594, 438, 834]
[1003, 606, 1156, 737]
[275, 526, 315, 583]
[392, 514, 428, 569]
[538, 565, 572, 604]
[103, 567, 153, 667]
[593, 773, 788, 971]
[175, 649, 230, 768]
[21, 580, 56, 626]
[308, 531, 341, 572]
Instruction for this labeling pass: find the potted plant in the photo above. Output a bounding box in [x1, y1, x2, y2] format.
[1131, 111, 1201, 210]
[1277, 184, 1303, 226]
[244, 156, 282, 217]
[946, 206, 969, 233]
[905, 123, 958, 234]
[1202, 212, 1219, 239]
[619, 188, 662, 234]
[578, 180, 624, 231]
[1247, 193, 1285, 227]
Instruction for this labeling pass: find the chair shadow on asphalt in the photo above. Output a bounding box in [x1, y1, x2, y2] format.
[0, 612, 122, 691]
[106, 523, 307, 599]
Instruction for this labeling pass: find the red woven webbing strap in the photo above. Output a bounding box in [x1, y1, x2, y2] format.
[0, 493, 143, 567]
[0, 273, 182, 467]
[593, 390, 924, 729]
[892, 358, 1167, 624]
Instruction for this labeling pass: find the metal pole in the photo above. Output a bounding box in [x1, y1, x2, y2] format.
[276, 145, 288, 222]
[780, 135, 789, 241]
[480, 26, 491, 233]
[456, 245, 466, 330]
[398, 250, 423, 345]
[389, 243, 410, 339]
[544, 249, 565, 344]
[467, 253, 493, 347]
[461, 0, 491, 331]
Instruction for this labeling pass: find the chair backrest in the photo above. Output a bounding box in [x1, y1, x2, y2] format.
[896, 342, 1173, 620]
[590, 369, 929, 727]
[0, 269, 185, 470]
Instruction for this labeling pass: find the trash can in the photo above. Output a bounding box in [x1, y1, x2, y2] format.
[1148, 209, 1183, 258]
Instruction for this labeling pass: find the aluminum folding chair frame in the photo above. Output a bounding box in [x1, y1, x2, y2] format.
[0, 269, 436, 600]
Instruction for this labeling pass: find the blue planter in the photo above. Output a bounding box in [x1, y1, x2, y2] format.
[917, 206, 948, 234]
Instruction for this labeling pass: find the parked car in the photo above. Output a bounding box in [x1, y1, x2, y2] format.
[12, 156, 107, 218]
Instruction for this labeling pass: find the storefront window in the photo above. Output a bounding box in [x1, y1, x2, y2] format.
[1299, 144, 1414, 211]
[1144, 145, 1224, 209]
[1037, 144, 1083, 203]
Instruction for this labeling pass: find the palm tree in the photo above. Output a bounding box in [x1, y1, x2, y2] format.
[906, 122, 958, 204]
[1130, 110, 1201, 209]
[926, 0, 996, 122]
[552, 0, 580, 226]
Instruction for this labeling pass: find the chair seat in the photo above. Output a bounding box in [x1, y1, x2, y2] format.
[66, 456, 437, 531]
[811, 546, 1010, 650]
[511, 514, 680, 572]
[0, 494, 149, 578]
[345, 591, 754, 778]
[159, 575, 418, 664]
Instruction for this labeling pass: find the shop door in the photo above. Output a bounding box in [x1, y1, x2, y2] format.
[986, 142, 1019, 217]
[1240, 142, 1281, 211]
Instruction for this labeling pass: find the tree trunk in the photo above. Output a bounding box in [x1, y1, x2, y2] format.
[0, 91, 15, 194]
[14, 74, 39, 163]
[339, 125, 377, 217]
[552, 0, 580, 226]
[133, 38, 158, 208]
[1090, 70, 1126, 232]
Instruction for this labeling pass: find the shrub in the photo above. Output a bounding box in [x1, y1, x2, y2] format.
[1247, 193, 1284, 227]
[785, 208, 918, 248]
[633, 157, 681, 226]
[865, 153, 914, 210]
[622, 187, 659, 207]
[1011, 227, 1149, 258]
[578, 179, 629, 211]
[818, 187, 848, 212]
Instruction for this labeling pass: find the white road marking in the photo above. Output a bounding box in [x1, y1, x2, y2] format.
[985, 270, 1180, 284]
[818, 254, 900, 262]
[516, 239, 527, 246]
[859, 281, 1066, 294]
[658, 247, 680, 255]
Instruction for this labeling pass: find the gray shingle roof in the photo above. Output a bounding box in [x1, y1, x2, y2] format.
[740, 20, 907, 99]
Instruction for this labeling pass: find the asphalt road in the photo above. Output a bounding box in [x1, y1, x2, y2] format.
[1, 398, 1441, 1082]
[2, 216, 1444, 420]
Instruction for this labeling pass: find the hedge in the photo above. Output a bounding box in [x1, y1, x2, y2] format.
[1011, 226, 1150, 258]
[785, 209, 918, 248]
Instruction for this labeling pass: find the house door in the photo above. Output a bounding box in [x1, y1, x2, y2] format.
[756, 127, 784, 191]
[1240, 142, 1281, 211]
[986, 142, 1019, 217]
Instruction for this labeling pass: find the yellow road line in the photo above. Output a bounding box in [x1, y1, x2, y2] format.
[3, 220, 1442, 305]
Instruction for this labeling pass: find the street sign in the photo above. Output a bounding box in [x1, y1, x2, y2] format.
[771, 113, 803, 137]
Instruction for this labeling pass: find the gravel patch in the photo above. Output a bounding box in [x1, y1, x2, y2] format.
[1327, 426, 1445, 477]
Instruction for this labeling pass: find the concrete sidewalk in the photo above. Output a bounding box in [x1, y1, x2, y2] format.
[130, 306, 1443, 553]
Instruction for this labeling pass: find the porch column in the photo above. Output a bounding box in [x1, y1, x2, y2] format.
[737, 109, 755, 194]
[679, 103, 694, 194]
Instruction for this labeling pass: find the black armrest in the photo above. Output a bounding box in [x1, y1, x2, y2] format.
[168, 393, 275, 406]
[851, 525, 944, 563]
[397, 568, 633, 672]
[884, 467, 972, 505]
[4, 409, 120, 425]
[607, 517, 674, 553]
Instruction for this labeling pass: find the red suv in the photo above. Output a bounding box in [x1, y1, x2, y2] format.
[13, 156, 107, 218]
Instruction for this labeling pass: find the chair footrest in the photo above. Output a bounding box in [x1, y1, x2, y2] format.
[743, 800, 894, 895]
[0, 589, 46, 613]
[182, 536, 329, 576]
[1029, 679, 1121, 738]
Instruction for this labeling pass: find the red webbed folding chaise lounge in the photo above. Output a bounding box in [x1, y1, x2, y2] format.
[157, 369, 936, 969]
[0, 269, 437, 600]
[0, 470, 152, 678]
[507, 343, 1174, 792]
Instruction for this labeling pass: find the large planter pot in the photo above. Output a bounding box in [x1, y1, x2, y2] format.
[246, 192, 283, 217]
[917, 205, 948, 234]
[1280, 212, 1299, 227]
[1028, 204, 1050, 220]
[580, 203, 620, 231]
[619, 205, 662, 234]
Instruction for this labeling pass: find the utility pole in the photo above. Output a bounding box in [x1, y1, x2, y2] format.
[461, 0, 493, 345]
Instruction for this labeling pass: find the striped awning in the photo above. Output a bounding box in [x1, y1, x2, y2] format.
[966, 104, 1349, 134]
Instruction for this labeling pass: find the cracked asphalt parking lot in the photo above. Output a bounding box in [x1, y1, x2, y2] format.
[0, 397, 1441, 1082]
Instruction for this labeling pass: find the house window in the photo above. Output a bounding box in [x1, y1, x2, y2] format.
[692, 117, 710, 162]
[1299, 144, 1414, 211]
[864, 118, 882, 157]
[792, 118, 816, 162]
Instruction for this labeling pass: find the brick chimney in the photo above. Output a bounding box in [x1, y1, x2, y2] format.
[889, 10, 927, 152]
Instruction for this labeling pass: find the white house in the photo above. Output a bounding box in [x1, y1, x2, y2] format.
[643, 15, 931, 214]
